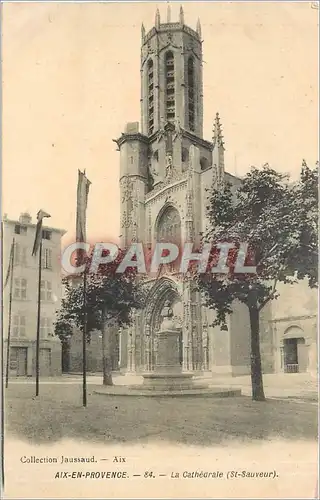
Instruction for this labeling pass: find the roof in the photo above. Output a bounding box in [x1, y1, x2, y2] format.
[3, 216, 66, 236]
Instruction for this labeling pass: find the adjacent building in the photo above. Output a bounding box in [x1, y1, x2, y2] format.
[269, 281, 318, 375]
[2, 212, 65, 377]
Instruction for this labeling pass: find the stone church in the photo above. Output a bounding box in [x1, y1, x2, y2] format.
[113, 7, 256, 377]
[113, 7, 317, 377]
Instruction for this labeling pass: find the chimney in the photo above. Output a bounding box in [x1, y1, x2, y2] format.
[19, 212, 32, 224]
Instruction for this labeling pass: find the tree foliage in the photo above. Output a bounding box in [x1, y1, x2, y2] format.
[197, 162, 318, 400]
[55, 249, 145, 343]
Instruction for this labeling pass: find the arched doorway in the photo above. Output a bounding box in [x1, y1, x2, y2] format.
[282, 326, 307, 373]
[143, 277, 183, 371]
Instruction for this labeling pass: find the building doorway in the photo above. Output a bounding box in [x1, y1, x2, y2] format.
[40, 348, 51, 376]
[283, 337, 307, 373]
[9, 347, 27, 376]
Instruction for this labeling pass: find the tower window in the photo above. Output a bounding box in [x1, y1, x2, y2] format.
[187, 57, 195, 132]
[165, 51, 175, 123]
[147, 59, 154, 135]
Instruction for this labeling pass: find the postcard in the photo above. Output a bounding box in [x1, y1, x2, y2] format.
[1, 2, 318, 499]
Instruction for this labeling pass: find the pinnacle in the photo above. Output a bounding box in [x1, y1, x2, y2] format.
[179, 5, 185, 24]
[196, 17, 202, 38]
[141, 22, 145, 39]
[155, 8, 160, 28]
[167, 4, 171, 23]
[213, 112, 225, 149]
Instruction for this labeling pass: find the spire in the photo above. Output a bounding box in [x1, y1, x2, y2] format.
[155, 8, 160, 29]
[213, 112, 225, 149]
[141, 22, 145, 41]
[167, 4, 171, 23]
[179, 5, 184, 24]
[196, 18, 202, 38]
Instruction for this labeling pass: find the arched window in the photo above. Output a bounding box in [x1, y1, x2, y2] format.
[165, 51, 175, 122]
[157, 206, 181, 246]
[187, 57, 195, 132]
[181, 147, 189, 163]
[147, 59, 154, 135]
[200, 157, 209, 170]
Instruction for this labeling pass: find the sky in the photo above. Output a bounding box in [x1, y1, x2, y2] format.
[2, 2, 319, 246]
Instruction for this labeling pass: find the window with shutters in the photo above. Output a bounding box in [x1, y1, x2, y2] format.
[165, 51, 175, 122]
[42, 230, 52, 240]
[40, 317, 54, 339]
[14, 243, 27, 266]
[41, 248, 53, 270]
[13, 315, 26, 337]
[13, 278, 27, 300]
[14, 224, 27, 235]
[40, 280, 52, 301]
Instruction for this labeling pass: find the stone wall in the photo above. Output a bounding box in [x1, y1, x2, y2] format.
[67, 328, 120, 373]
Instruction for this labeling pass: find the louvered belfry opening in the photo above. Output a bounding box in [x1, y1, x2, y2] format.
[147, 58, 154, 135]
[165, 51, 175, 123]
[187, 56, 195, 132]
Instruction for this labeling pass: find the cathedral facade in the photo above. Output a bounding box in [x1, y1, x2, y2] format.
[115, 8, 267, 377]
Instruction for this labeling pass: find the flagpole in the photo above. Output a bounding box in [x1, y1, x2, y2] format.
[5, 238, 15, 389]
[76, 169, 91, 408]
[82, 258, 87, 408]
[35, 239, 43, 397]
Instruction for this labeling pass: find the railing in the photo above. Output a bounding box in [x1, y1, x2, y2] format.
[284, 363, 299, 374]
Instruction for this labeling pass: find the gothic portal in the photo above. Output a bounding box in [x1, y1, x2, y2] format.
[115, 7, 257, 376]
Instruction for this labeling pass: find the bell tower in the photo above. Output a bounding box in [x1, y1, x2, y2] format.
[140, 6, 204, 138]
[115, 7, 247, 378]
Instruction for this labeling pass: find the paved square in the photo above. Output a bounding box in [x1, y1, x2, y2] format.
[5, 382, 318, 446]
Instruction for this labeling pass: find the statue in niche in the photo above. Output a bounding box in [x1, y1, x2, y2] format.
[173, 119, 183, 141]
[165, 129, 173, 153]
[165, 154, 173, 180]
[150, 163, 159, 180]
[160, 300, 176, 331]
[157, 126, 166, 143]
